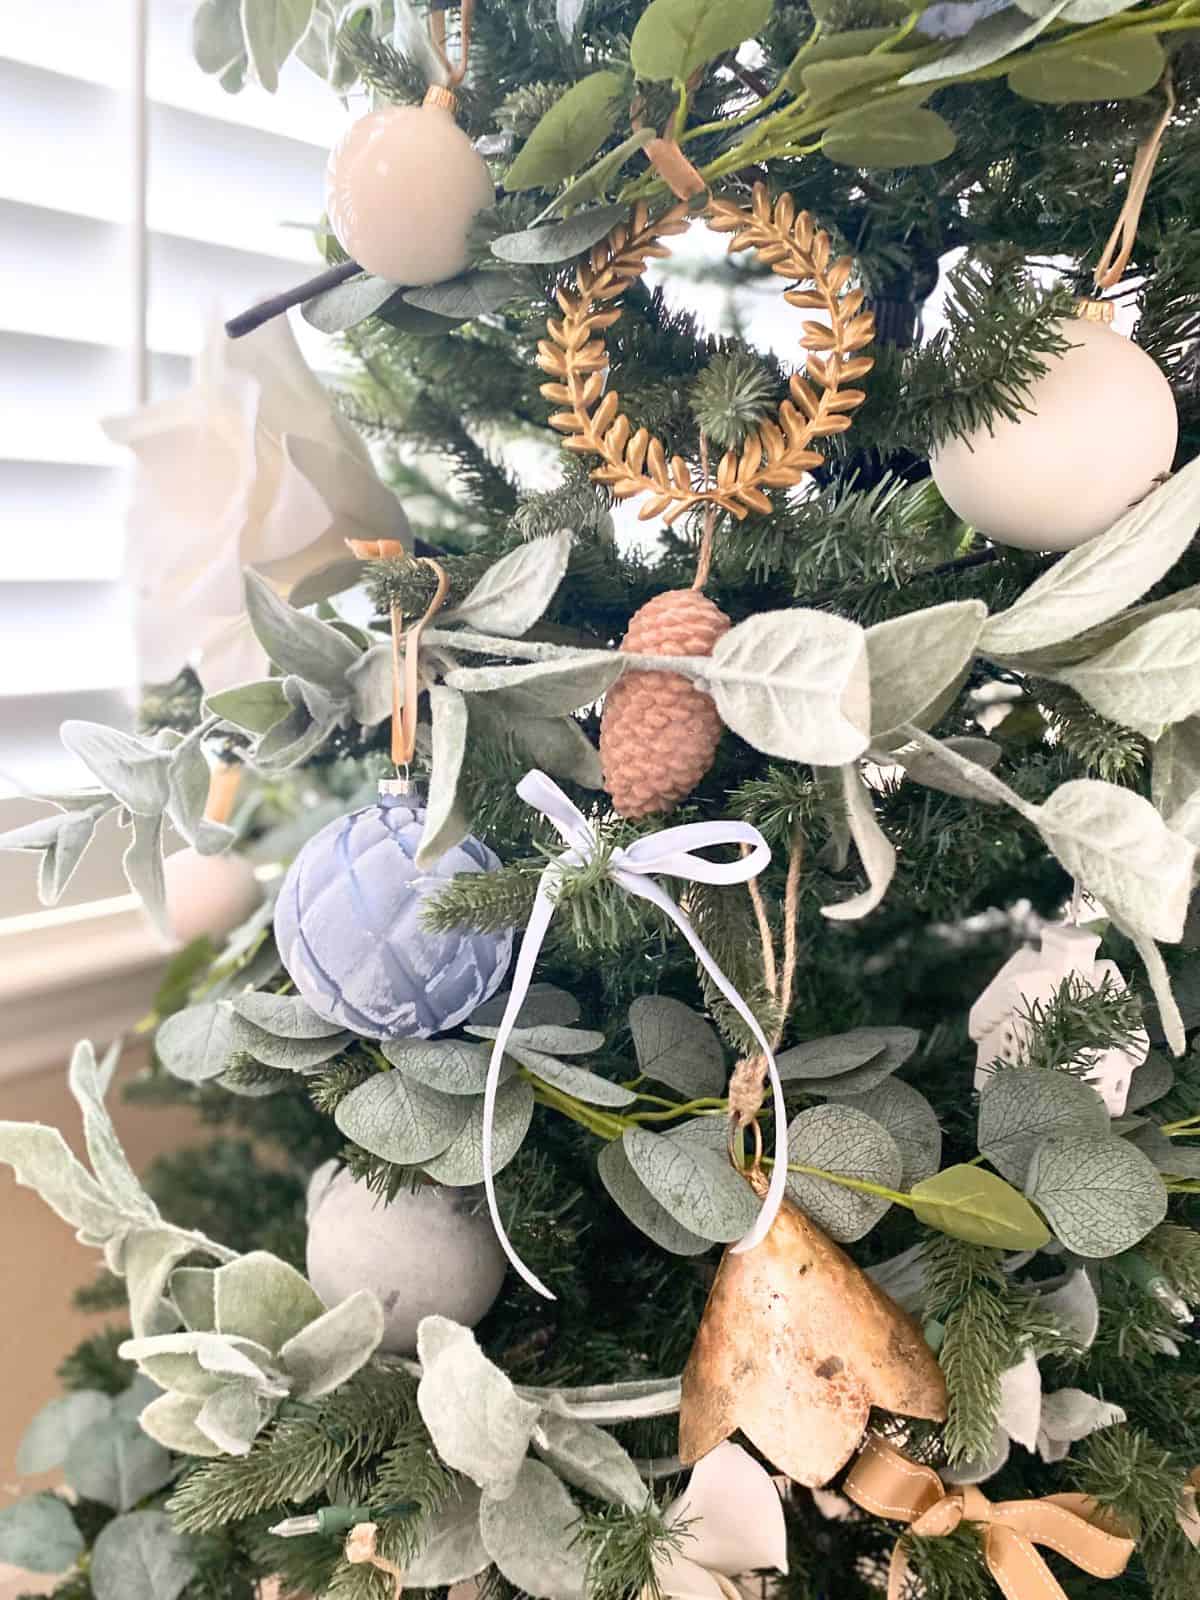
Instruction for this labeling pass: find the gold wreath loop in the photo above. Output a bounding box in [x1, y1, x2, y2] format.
[537, 182, 875, 524]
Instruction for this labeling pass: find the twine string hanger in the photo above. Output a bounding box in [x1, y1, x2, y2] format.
[427, 0, 475, 98]
[1092, 68, 1176, 295]
[390, 559, 450, 772]
[344, 1523, 404, 1600]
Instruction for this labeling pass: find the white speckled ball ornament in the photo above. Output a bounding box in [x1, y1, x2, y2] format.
[305, 1162, 506, 1354]
[162, 847, 262, 945]
[931, 310, 1178, 552]
[325, 89, 494, 285]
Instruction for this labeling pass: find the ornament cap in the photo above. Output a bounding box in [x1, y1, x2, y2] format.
[1074, 297, 1116, 324]
[378, 775, 421, 800]
[423, 83, 459, 115]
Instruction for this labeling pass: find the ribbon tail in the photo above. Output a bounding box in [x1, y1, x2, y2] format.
[985, 1526, 1069, 1600]
[482, 877, 560, 1300]
[886, 1538, 912, 1600]
[616, 872, 788, 1255]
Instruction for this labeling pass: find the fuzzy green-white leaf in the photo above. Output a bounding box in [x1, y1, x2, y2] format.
[444, 531, 572, 639]
[122, 1227, 205, 1339]
[596, 1139, 710, 1255]
[405, 1484, 489, 1586]
[446, 652, 625, 716]
[0, 1496, 85, 1572]
[278, 1290, 384, 1399]
[124, 811, 168, 935]
[421, 1079, 535, 1184]
[404, 271, 526, 319]
[492, 206, 628, 264]
[1153, 716, 1200, 825]
[630, 0, 773, 81]
[194, 0, 245, 75]
[1008, 32, 1165, 102]
[91, 1511, 196, 1600]
[213, 1251, 325, 1352]
[301, 273, 400, 334]
[901, 0, 1070, 83]
[156, 1002, 239, 1083]
[384, 1038, 501, 1095]
[17, 1391, 113, 1476]
[417, 1317, 541, 1497]
[497, 709, 604, 788]
[480, 1459, 587, 1598]
[68, 1041, 158, 1223]
[977, 1068, 1111, 1185]
[241, 0, 313, 92]
[1053, 613, 1200, 740]
[63, 1414, 174, 1512]
[205, 678, 291, 735]
[866, 601, 986, 738]
[910, 1164, 1051, 1248]
[900, 735, 1003, 802]
[829, 1077, 943, 1187]
[504, 71, 625, 192]
[195, 1382, 268, 1455]
[1033, 780, 1196, 943]
[622, 1127, 757, 1242]
[0, 1121, 123, 1242]
[1025, 1132, 1168, 1256]
[1117, 919, 1186, 1058]
[0, 803, 108, 906]
[628, 994, 725, 1096]
[532, 1409, 646, 1508]
[137, 1392, 220, 1457]
[119, 1329, 281, 1396]
[822, 101, 957, 168]
[704, 608, 871, 765]
[335, 1070, 469, 1164]
[786, 1103, 903, 1241]
[60, 721, 169, 815]
[417, 686, 471, 867]
[981, 455, 1200, 658]
[777, 1026, 919, 1096]
[166, 738, 233, 856]
[230, 991, 344, 1039]
[243, 569, 359, 693]
[822, 763, 895, 921]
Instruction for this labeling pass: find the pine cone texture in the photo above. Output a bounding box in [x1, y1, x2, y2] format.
[600, 590, 731, 818]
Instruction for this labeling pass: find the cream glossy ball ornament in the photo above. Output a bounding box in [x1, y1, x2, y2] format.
[162, 847, 261, 945]
[325, 90, 494, 286]
[931, 310, 1177, 552]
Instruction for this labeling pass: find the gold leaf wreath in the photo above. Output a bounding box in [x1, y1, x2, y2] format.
[537, 182, 875, 524]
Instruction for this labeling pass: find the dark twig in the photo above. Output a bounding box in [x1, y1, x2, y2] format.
[224, 259, 363, 340]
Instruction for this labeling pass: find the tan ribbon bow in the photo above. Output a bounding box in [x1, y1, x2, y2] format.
[842, 1434, 1135, 1600]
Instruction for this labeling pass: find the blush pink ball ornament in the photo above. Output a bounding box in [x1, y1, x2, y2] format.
[162, 847, 262, 945]
[931, 312, 1178, 553]
[325, 92, 494, 286]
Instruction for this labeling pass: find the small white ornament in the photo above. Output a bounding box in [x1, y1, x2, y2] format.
[305, 1163, 506, 1355]
[162, 847, 261, 945]
[968, 923, 1149, 1115]
[931, 314, 1178, 552]
[326, 98, 494, 286]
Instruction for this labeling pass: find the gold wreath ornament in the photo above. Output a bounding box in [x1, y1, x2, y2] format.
[537, 182, 875, 524]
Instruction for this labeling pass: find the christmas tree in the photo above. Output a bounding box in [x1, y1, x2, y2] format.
[4, 2, 1200, 1598]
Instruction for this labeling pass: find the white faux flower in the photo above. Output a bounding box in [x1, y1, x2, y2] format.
[103, 317, 407, 693]
[648, 1442, 788, 1600]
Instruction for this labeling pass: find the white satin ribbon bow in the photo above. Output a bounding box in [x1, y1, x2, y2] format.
[481, 770, 788, 1299]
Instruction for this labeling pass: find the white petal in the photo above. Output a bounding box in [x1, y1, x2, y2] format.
[652, 1554, 730, 1600]
[1039, 1270, 1100, 1351]
[1037, 1389, 1125, 1453]
[667, 1443, 787, 1577]
[997, 1351, 1042, 1451]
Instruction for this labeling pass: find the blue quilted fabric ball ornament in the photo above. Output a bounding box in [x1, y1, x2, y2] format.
[274, 788, 513, 1039]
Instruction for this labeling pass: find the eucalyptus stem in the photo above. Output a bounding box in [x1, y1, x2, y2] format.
[1159, 1116, 1200, 1136]
[778, 1158, 916, 1209]
[526, 1075, 630, 1140]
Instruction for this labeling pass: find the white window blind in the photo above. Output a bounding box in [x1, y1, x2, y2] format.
[0, 0, 344, 913]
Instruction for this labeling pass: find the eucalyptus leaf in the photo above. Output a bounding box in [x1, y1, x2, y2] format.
[383, 1038, 500, 1095]
[230, 991, 344, 1039]
[910, 1164, 1051, 1248]
[243, 569, 359, 693]
[335, 1071, 469, 1165]
[90, 1510, 196, 1600]
[823, 100, 957, 168]
[492, 206, 628, 264]
[532, 1407, 646, 1507]
[822, 763, 895, 921]
[377, 297, 469, 335]
[777, 1026, 918, 1096]
[480, 1461, 588, 1598]
[703, 609, 870, 765]
[204, 679, 292, 735]
[504, 71, 625, 192]
[1008, 32, 1165, 101]
[60, 721, 169, 816]
[277, 1290, 384, 1399]
[622, 1127, 757, 1242]
[1025, 1132, 1168, 1256]
[405, 271, 526, 319]
[596, 1139, 710, 1255]
[548, 128, 656, 212]
[17, 1391, 113, 1476]
[63, 1414, 174, 1512]
[1125, 1123, 1200, 1180]
[417, 1317, 541, 1497]
[302, 273, 401, 333]
[1033, 780, 1196, 944]
[980, 455, 1200, 658]
[405, 1484, 489, 1586]
[1052, 613, 1200, 740]
[628, 994, 726, 1096]
[977, 1068, 1111, 1185]
[786, 1103, 903, 1241]
[0, 1496, 85, 1572]
[500, 1044, 637, 1108]
[1062, 0, 1143, 16]
[1127, 1050, 1175, 1111]
[241, 0, 313, 92]
[802, 51, 912, 103]
[901, 0, 1071, 84]
[421, 1079, 535, 1184]
[213, 1251, 326, 1352]
[866, 601, 986, 738]
[156, 1002, 239, 1084]
[229, 1013, 349, 1069]
[443, 531, 572, 638]
[471, 983, 581, 1028]
[193, 0, 245, 76]
[829, 1077, 943, 1187]
[446, 652, 625, 716]
[630, 0, 773, 81]
[417, 686, 471, 867]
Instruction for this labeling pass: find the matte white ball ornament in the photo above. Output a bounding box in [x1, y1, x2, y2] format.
[325, 95, 494, 286]
[162, 847, 261, 945]
[931, 312, 1177, 552]
[305, 1163, 506, 1355]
